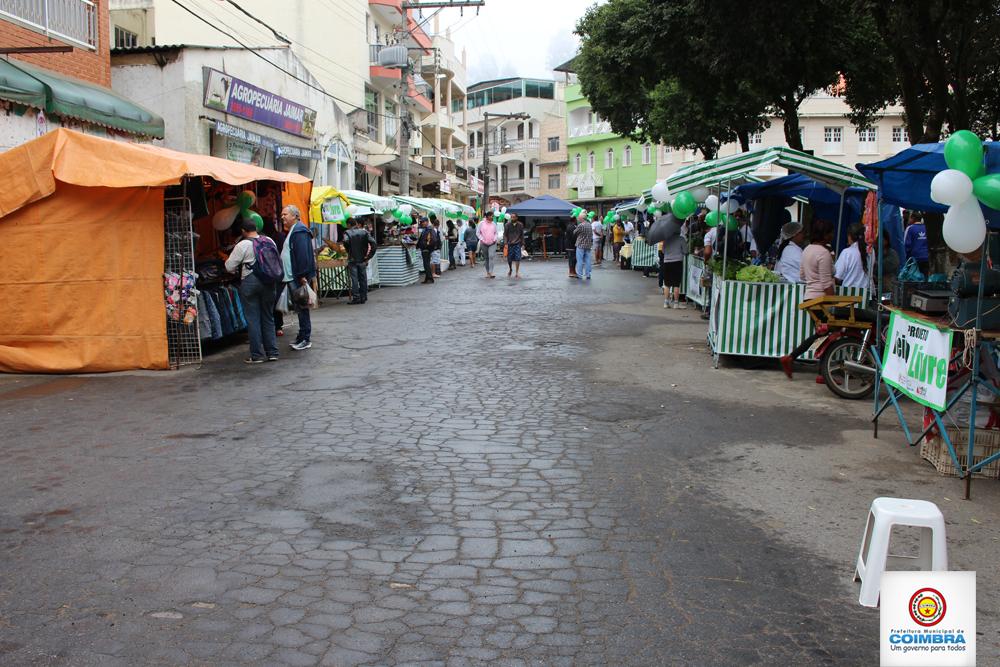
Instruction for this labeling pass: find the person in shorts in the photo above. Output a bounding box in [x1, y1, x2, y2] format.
[662, 228, 684, 308]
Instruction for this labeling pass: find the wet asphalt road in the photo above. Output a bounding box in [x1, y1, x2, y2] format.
[0, 258, 878, 665]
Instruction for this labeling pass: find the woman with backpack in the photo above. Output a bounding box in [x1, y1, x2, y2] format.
[225, 218, 281, 364]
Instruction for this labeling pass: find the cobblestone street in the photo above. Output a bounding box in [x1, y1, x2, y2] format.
[4, 259, 998, 666]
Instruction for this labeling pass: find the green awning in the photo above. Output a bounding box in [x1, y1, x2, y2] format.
[0, 58, 164, 138]
[666, 146, 874, 193]
[340, 189, 395, 213]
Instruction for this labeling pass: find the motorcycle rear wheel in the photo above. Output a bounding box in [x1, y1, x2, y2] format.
[821, 337, 877, 399]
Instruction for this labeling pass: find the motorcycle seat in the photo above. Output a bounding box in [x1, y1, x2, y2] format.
[831, 306, 877, 323]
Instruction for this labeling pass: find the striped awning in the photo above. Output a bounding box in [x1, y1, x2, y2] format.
[425, 197, 475, 217]
[392, 195, 440, 215]
[666, 147, 875, 193]
[339, 189, 395, 213]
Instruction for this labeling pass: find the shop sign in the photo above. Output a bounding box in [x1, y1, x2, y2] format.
[275, 144, 322, 160]
[439, 177, 451, 194]
[468, 174, 484, 194]
[882, 310, 953, 411]
[226, 138, 265, 166]
[320, 198, 347, 223]
[203, 67, 317, 138]
[214, 120, 276, 150]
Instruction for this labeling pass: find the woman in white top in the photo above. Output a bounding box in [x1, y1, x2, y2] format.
[774, 221, 805, 283]
[835, 223, 871, 290]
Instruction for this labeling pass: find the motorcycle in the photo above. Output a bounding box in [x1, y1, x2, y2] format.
[800, 295, 881, 400]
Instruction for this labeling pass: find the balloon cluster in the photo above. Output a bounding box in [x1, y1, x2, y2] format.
[602, 211, 621, 225]
[702, 194, 741, 230]
[212, 190, 264, 231]
[389, 203, 415, 226]
[930, 130, 998, 253]
[647, 180, 709, 221]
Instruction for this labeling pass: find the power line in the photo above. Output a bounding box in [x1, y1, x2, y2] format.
[221, 0, 290, 44]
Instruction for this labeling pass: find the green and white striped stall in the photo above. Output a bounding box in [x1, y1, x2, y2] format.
[708, 280, 868, 361]
[683, 255, 708, 306]
[339, 189, 395, 214]
[666, 146, 874, 192]
[375, 246, 420, 286]
[630, 238, 659, 268]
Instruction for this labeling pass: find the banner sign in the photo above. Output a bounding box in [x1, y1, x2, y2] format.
[275, 145, 322, 160]
[213, 120, 276, 150]
[203, 67, 317, 138]
[320, 198, 346, 223]
[882, 310, 953, 411]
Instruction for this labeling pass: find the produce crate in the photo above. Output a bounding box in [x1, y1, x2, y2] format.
[920, 427, 1000, 479]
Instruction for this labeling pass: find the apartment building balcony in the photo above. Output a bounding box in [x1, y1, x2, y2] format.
[0, 0, 98, 50]
[567, 121, 613, 142]
[567, 172, 604, 188]
[490, 177, 541, 194]
[368, 44, 402, 86]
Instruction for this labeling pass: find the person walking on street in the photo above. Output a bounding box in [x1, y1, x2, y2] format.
[904, 211, 929, 276]
[225, 218, 280, 363]
[477, 211, 498, 279]
[281, 205, 316, 351]
[592, 216, 605, 265]
[612, 220, 625, 261]
[343, 218, 377, 304]
[504, 213, 525, 279]
[565, 217, 578, 278]
[661, 230, 684, 308]
[575, 210, 594, 279]
[430, 218, 444, 277]
[446, 219, 459, 270]
[417, 217, 440, 284]
[464, 220, 478, 268]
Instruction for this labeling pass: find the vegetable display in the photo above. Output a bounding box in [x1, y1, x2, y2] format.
[734, 265, 783, 283]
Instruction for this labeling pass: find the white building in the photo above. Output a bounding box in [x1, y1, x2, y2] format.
[111, 46, 354, 186]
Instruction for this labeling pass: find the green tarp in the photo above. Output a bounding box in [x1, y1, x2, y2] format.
[0, 58, 164, 138]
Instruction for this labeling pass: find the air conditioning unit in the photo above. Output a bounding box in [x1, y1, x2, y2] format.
[378, 45, 409, 69]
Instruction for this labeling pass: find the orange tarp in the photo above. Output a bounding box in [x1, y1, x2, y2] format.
[0, 129, 313, 373]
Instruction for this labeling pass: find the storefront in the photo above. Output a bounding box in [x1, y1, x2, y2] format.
[0, 129, 311, 373]
[111, 45, 354, 190]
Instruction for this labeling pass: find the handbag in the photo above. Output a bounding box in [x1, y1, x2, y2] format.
[503, 244, 509, 258]
[898, 257, 925, 282]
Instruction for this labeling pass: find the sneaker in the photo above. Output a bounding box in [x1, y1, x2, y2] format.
[267, 356, 279, 362]
[672, 301, 682, 309]
[664, 299, 670, 309]
[290, 341, 312, 351]
[244, 357, 264, 364]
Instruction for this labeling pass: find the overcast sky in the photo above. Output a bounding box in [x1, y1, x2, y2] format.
[430, 0, 601, 84]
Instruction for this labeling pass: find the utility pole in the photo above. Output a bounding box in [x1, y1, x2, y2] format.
[482, 111, 529, 214]
[398, 0, 485, 198]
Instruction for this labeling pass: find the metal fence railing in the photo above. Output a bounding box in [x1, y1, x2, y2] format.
[0, 0, 96, 50]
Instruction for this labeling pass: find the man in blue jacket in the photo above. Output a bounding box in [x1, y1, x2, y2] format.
[904, 211, 929, 276]
[280, 205, 316, 350]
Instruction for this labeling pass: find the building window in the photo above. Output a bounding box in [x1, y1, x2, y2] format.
[605, 148, 614, 169]
[548, 174, 560, 189]
[114, 26, 138, 49]
[749, 131, 763, 147]
[642, 143, 652, 165]
[548, 136, 560, 152]
[660, 145, 672, 165]
[857, 127, 878, 153]
[892, 125, 909, 145]
[623, 145, 632, 167]
[588, 151, 595, 172]
[365, 88, 380, 141]
[823, 126, 843, 153]
[384, 100, 397, 149]
[574, 153, 581, 173]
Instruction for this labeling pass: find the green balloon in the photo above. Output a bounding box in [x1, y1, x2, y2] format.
[587, 211, 596, 220]
[974, 173, 1000, 210]
[570, 207, 581, 218]
[725, 214, 738, 231]
[401, 214, 412, 226]
[672, 191, 697, 219]
[944, 130, 984, 179]
[248, 211, 264, 232]
[705, 210, 720, 227]
[646, 204, 657, 215]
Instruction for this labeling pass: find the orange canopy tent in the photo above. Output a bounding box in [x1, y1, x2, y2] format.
[0, 129, 312, 373]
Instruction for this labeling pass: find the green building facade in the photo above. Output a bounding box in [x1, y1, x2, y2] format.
[565, 83, 656, 213]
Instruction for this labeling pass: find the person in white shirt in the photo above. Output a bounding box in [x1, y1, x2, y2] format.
[835, 222, 871, 289]
[225, 218, 280, 364]
[774, 221, 805, 283]
[623, 219, 635, 242]
[703, 225, 718, 260]
[737, 212, 758, 258]
[591, 218, 605, 264]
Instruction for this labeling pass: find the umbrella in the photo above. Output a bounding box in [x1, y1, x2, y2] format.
[644, 213, 682, 246]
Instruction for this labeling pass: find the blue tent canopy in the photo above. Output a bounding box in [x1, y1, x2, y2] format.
[857, 142, 1000, 228]
[734, 173, 871, 254]
[507, 194, 576, 218]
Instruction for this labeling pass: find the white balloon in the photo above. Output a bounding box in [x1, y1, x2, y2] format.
[689, 186, 710, 203]
[722, 198, 740, 214]
[212, 205, 240, 230]
[399, 204, 413, 215]
[943, 197, 987, 254]
[704, 195, 720, 213]
[346, 204, 360, 217]
[501, 206, 507, 214]
[930, 169, 974, 207]
[651, 181, 670, 203]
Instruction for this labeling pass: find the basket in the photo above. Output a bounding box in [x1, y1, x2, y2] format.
[920, 427, 1000, 479]
[317, 258, 347, 269]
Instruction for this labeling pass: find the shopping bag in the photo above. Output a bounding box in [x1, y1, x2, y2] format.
[503, 244, 509, 258]
[898, 257, 925, 282]
[275, 285, 292, 314]
[290, 283, 311, 310]
[306, 283, 318, 309]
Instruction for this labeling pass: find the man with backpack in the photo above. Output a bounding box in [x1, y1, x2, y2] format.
[225, 218, 282, 363]
[416, 216, 441, 284]
[343, 218, 377, 304]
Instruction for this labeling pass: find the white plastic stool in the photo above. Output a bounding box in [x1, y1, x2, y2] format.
[853, 497, 948, 607]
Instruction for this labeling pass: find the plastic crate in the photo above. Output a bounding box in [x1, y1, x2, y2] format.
[920, 427, 1000, 479]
